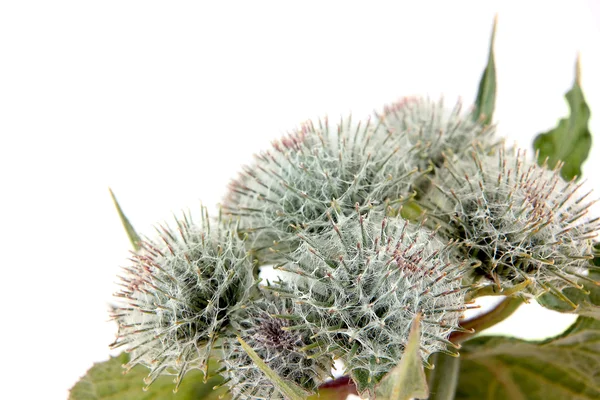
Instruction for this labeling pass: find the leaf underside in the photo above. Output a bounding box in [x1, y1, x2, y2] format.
[456, 317, 600, 400]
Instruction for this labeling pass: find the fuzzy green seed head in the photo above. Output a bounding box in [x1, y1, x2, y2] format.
[271, 211, 468, 395]
[377, 97, 498, 171]
[431, 148, 599, 298]
[219, 289, 333, 399]
[223, 117, 416, 263]
[110, 209, 256, 390]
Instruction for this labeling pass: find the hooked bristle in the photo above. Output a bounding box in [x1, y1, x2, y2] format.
[222, 116, 417, 264]
[219, 289, 333, 399]
[429, 147, 599, 297]
[269, 211, 468, 395]
[110, 208, 256, 388]
[376, 97, 500, 171]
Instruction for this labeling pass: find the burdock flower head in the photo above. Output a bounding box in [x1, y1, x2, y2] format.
[110, 208, 256, 390]
[219, 289, 333, 399]
[376, 97, 499, 171]
[430, 148, 599, 299]
[269, 210, 469, 395]
[223, 117, 417, 263]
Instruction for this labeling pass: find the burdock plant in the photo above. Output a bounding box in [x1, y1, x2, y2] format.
[219, 289, 334, 399]
[71, 19, 600, 400]
[109, 208, 257, 391]
[376, 97, 499, 171]
[268, 211, 470, 396]
[223, 116, 418, 262]
[427, 148, 599, 300]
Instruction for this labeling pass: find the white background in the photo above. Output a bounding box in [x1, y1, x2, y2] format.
[1, 1, 599, 399]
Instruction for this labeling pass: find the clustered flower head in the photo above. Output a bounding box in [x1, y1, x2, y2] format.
[223, 116, 418, 262]
[111, 96, 599, 399]
[219, 288, 334, 399]
[428, 148, 600, 299]
[269, 210, 469, 395]
[110, 208, 256, 390]
[376, 97, 499, 171]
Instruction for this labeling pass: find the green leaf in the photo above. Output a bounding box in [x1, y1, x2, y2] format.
[375, 313, 429, 400]
[109, 188, 142, 251]
[533, 56, 592, 181]
[456, 317, 600, 400]
[69, 353, 227, 400]
[537, 271, 600, 319]
[473, 15, 497, 125]
[237, 336, 308, 400]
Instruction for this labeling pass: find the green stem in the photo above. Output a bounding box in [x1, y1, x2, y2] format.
[427, 352, 460, 400]
[450, 296, 523, 343]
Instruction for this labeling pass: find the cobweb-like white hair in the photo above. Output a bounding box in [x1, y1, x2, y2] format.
[430, 148, 599, 300]
[219, 289, 333, 400]
[223, 116, 417, 263]
[268, 211, 470, 396]
[376, 97, 499, 171]
[110, 208, 256, 391]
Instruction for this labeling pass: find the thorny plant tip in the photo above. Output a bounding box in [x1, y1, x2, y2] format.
[223, 116, 418, 262]
[219, 289, 333, 399]
[428, 148, 599, 301]
[110, 208, 256, 391]
[268, 211, 470, 395]
[75, 19, 600, 400]
[376, 97, 500, 171]
[106, 92, 599, 399]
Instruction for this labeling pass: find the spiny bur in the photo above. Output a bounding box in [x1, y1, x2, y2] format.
[218, 289, 333, 399]
[110, 208, 256, 391]
[223, 116, 418, 263]
[376, 97, 499, 171]
[430, 148, 599, 301]
[268, 210, 471, 395]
